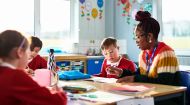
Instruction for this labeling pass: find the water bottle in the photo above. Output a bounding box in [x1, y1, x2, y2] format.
[48, 49, 56, 71]
[47, 49, 58, 87]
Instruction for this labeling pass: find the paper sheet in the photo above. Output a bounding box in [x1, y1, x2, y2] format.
[111, 84, 155, 95]
[84, 77, 117, 83]
[117, 97, 154, 105]
[75, 91, 134, 103]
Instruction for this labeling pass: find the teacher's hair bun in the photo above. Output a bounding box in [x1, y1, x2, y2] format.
[135, 11, 151, 22]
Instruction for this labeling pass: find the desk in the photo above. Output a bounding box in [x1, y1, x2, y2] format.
[59, 80, 186, 105]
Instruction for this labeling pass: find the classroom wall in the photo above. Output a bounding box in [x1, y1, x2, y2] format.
[105, 0, 153, 62]
[74, 0, 154, 62]
[73, 0, 105, 55]
[105, 0, 114, 37]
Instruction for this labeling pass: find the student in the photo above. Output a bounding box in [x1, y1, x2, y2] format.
[110, 11, 179, 85]
[27, 36, 47, 71]
[0, 30, 67, 105]
[94, 37, 136, 78]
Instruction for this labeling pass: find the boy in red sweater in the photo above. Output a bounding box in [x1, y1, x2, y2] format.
[27, 36, 47, 71]
[94, 37, 136, 78]
[0, 30, 67, 105]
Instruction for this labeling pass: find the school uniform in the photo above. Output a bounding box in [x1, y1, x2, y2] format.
[94, 57, 136, 78]
[0, 63, 67, 105]
[28, 54, 47, 71]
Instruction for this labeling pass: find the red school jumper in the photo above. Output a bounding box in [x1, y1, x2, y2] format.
[0, 66, 67, 105]
[94, 57, 136, 78]
[28, 54, 47, 71]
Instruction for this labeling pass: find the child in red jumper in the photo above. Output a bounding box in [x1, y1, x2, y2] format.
[0, 30, 67, 105]
[27, 36, 47, 71]
[94, 37, 136, 78]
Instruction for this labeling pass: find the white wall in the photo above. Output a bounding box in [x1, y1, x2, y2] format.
[73, 0, 105, 55]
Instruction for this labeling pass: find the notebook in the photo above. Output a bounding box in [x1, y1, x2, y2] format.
[110, 84, 155, 95]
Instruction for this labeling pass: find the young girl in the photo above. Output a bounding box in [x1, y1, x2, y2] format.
[0, 30, 67, 105]
[94, 37, 136, 78]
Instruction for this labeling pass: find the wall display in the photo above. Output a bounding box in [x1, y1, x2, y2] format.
[79, 0, 85, 17]
[85, 0, 92, 21]
[91, 8, 98, 19]
[117, 0, 132, 24]
[117, 0, 152, 24]
[137, 0, 144, 4]
[79, 0, 104, 21]
[79, 0, 85, 4]
[143, 3, 152, 13]
[97, 0, 104, 19]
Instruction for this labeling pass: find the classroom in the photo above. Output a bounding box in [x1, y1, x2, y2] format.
[0, 0, 190, 105]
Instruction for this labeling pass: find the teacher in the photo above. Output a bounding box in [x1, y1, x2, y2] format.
[110, 11, 179, 85]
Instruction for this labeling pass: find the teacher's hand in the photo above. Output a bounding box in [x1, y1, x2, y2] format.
[116, 76, 135, 83]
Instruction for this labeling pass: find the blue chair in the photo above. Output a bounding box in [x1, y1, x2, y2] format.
[174, 71, 190, 105]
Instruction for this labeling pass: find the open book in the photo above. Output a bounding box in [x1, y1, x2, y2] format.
[110, 84, 155, 95]
[62, 83, 96, 93]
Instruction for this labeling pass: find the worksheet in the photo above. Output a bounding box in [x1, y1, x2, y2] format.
[75, 91, 134, 103]
[84, 77, 117, 83]
[117, 97, 154, 105]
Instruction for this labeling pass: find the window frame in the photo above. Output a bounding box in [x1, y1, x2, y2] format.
[157, 0, 190, 56]
[34, 0, 79, 54]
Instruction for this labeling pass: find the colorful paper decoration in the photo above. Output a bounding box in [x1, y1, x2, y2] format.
[91, 8, 98, 19]
[118, 0, 131, 16]
[132, 0, 137, 3]
[97, 0, 104, 19]
[137, 0, 144, 4]
[79, 0, 85, 17]
[124, 1, 131, 13]
[118, 0, 131, 24]
[85, 1, 92, 11]
[144, 3, 152, 13]
[117, 0, 121, 6]
[79, 0, 85, 4]
[117, 0, 151, 24]
[97, 0, 103, 8]
[85, 0, 92, 21]
[121, 0, 127, 4]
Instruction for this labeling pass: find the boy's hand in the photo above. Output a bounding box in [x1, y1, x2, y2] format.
[106, 66, 123, 77]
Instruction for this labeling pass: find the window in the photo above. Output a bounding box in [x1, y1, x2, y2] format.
[0, 0, 78, 54]
[162, 0, 190, 55]
[0, 0, 34, 37]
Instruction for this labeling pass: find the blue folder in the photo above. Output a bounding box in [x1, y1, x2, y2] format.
[58, 70, 91, 80]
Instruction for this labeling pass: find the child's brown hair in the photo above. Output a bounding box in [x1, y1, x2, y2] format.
[100, 37, 117, 50]
[0, 30, 28, 58]
[30, 36, 42, 51]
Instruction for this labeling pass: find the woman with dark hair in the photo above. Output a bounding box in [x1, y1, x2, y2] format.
[109, 11, 179, 85]
[0, 30, 67, 105]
